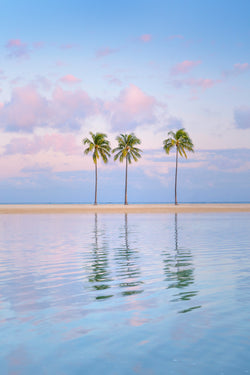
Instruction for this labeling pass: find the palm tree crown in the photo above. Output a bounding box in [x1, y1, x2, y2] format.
[112, 133, 142, 204]
[163, 128, 194, 205]
[163, 128, 194, 157]
[113, 133, 142, 163]
[83, 132, 111, 164]
[82, 132, 111, 204]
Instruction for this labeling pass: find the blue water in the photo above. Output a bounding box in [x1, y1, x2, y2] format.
[0, 213, 249, 374]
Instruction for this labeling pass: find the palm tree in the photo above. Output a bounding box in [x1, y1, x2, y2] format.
[82, 132, 111, 205]
[163, 128, 194, 205]
[112, 133, 142, 205]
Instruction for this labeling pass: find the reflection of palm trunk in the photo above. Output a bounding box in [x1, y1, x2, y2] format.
[94, 162, 98, 205]
[125, 214, 128, 249]
[94, 213, 98, 248]
[175, 213, 178, 252]
[89, 214, 113, 299]
[115, 214, 143, 296]
[175, 213, 180, 273]
[175, 147, 178, 205]
[125, 156, 128, 205]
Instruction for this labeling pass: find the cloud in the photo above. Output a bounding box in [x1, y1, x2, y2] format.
[55, 60, 67, 67]
[170, 78, 221, 89]
[0, 84, 157, 133]
[33, 75, 52, 90]
[60, 74, 82, 84]
[33, 41, 44, 49]
[0, 85, 97, 132]
[105, 84, 157, 130]
[104, 75, 122, 86]
[5, 39, 30, 59]
[234, 63, 249, 72]
[21, 164, 52, 174]
[171, 60, 201, 75]
[4, 134, 80, 155]
[222, 63, 250, 78]
[0, 85, 48, 131]
[234, 107, 250, 129]
[95, 47, 118, 58]
[158, 116, 183, 132]
[49, 87, 98, 130]
[139, 34, 152, 43]
[5, 39, 46, 59]
[0, 69, 7, 80]
[168, 35, 184, 40]
[204, 149, 250, 173]
[60, 44, 75, 49]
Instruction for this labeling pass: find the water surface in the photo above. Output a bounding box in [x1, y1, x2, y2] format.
[0, 213, 249, 374]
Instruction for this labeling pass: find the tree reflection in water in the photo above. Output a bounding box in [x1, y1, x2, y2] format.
[163, 214, 201, 313]
[115, 214, 144, 297]
[88, 214, 113, 300]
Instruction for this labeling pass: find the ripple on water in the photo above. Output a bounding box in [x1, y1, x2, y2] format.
[0, 212, 250, 374]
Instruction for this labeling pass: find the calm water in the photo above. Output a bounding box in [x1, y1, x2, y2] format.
[0, 213, 250, 374]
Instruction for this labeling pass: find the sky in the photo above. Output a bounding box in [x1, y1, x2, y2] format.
[0, 0, 249, 203]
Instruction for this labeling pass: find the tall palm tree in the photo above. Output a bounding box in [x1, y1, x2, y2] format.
[163, 128, 194, 205]
[82, 132, 111, 205]
[112, 133, 142, 205]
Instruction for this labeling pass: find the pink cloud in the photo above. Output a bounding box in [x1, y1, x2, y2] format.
[0, 69, 6, 80]
[10, 77, 22, 85]
[34, 75, 51, 90]
[234, 106, 250, 129]
[188, 78, 217, 89]
[5, 39, 29, 59]
[168, 35, 184, 40]
[171, 77, 221, 89]
[139, 34, 152, 43]
[4, 134, 80, 155]
[60, 74, 82, 84]
[234, 63, 249, 72]
[0, 84, 158, 133]
[104, 75, 122, 86]
[50, 87, 97, 129]
[105, 84, 156, 130]
[95, 47, 118, 58]
[171, 60, 201, 75]
[222, 63, 250, 78]
[60, 44, 75, 49]
[7, 39, 22, 47]
[33, 41, 44, 49]
[0, 85, 97, 132]
[55, 60, 67, 67]
[0, 85, 48, 131]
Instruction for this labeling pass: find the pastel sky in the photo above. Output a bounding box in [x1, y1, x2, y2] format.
[0, 0, 249, 203]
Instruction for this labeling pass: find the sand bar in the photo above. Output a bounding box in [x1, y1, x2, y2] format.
[0, 204, 250, 214]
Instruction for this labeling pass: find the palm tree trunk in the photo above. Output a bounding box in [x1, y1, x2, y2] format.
[175, 147, 178, 205]
[94, 162, 97, 205]
[124, 156, 128, 205]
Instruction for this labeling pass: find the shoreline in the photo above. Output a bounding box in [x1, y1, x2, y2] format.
[0, 203, 250, 214]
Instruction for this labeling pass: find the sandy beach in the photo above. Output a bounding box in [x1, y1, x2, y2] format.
[0, 203, 250, 214]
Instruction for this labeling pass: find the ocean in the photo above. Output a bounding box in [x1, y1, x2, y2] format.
[0, 212, 249, 374]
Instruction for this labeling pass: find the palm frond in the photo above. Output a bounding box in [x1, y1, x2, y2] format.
[164, 128, 194, 158]
[84, 147, 91, 155]
[178, 145, 186, 158]
[114, 150, 123, 161]
[163, 138, 175, 154]
[82, 131, 111, 165]
[113, 133, 142, 164]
